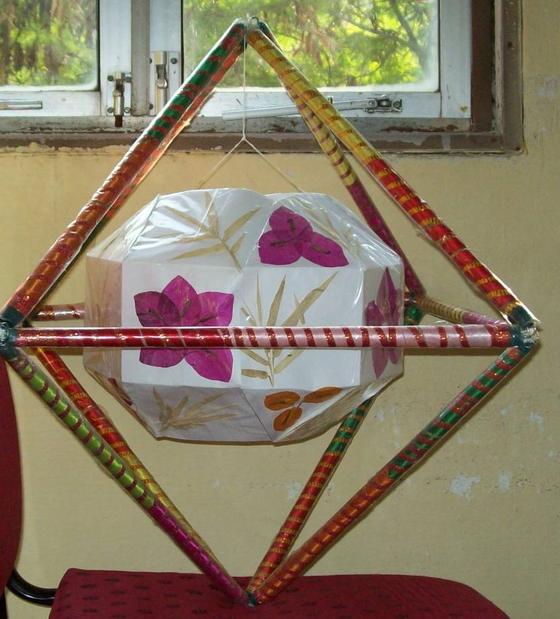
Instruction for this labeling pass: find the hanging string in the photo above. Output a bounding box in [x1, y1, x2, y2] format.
[197, 26, 304, 192]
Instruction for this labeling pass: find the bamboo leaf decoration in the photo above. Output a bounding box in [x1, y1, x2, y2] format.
[168, 193, 258, 269]
[267, 277, 286, 326]
[282, 273, 336, 326]
[174, 210, 210, 233]
[173, 243, 225, 258]
[241, 273, 337, 383]
[242, 369, 271, 380]
[229, 234, 245, 257]
[240, 349, 270, 366]
[154, 388, 232, 430]
[206, 197, 219, 232]
[274, 350, 305, 373]
[223, 208, 259, 241]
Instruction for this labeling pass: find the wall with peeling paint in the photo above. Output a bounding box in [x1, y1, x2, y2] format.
[1, 1, 558, 617]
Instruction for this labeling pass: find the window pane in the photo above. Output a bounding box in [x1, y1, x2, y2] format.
[183, 0, 438, 91]
[0, 0, 98, 89]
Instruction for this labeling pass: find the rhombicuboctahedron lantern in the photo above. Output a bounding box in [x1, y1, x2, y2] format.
[85, 188, 404, 442]
[0, 20, 537, 607]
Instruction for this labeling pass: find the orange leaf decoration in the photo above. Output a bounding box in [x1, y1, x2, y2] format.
[264, 391, 301, 411]
[273, 406, 302, 431]
[302, 386, 342, 404]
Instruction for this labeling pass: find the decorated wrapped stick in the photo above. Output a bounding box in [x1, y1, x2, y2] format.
[248, 28, 534, 327]
[408, 295, 508, 326]
[254, 344, 535, 603]
[14, 323, 517, 350]
[35, 347, 224, 568]
[257, 28, 424, 296]
[33, 303, 85, 321]
[248, 396, 373, 592]
[249, 292, 425, 592]
[4, 348, 247, 604]
[0, 20, 247, 327]
[292, 97, 424, 296]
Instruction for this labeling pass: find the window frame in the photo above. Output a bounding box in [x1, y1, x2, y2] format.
[0, 0, 522, 154]
[198, 1, 470, 124]
[0, 1, 101, 117]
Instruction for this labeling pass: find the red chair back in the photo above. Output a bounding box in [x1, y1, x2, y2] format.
[0, 359, 22, 591]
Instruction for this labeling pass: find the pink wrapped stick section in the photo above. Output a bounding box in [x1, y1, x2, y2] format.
[15, 324, 514, 350]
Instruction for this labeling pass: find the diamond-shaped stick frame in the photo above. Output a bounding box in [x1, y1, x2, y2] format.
[0, 19, 538, 608]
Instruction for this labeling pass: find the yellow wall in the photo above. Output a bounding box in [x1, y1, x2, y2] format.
[2, 2, 558, 617]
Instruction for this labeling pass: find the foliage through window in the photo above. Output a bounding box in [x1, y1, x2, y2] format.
[184, 0, 438, 91]
[0, 0, 97, 89]
[0, 1, 523, 153]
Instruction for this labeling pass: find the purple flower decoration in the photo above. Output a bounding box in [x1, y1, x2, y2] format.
[365, 268, 402, 378]
[134, 276, 234, 382]
[258, 206, 348, 267]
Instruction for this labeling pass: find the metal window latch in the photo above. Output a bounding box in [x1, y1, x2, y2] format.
[222, 95, 403, 120]
[106, 72, 132, 127]
[149, 51, 181, 115]
[364, 97, 403, 113]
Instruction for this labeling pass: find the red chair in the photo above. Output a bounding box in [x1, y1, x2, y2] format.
[1, 360, 509, 618]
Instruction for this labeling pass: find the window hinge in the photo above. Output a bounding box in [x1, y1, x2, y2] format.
[221, 96, 403, 120]
[149, 51, 181, 115]
[106, 72, 132, 128]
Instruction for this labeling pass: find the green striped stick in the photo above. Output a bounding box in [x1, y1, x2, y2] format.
[255, 344, 535, 603]
[5, 348, 247, 603]
[248, 396, 373, 592]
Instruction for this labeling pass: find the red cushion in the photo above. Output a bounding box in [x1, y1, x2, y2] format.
[0, 359, 22, 591]
[50, 571, 508, 618]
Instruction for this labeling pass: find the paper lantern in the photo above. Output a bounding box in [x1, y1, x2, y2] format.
[84, 188, 403, 442]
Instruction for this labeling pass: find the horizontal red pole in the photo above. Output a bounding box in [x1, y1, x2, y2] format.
[14, 324, 516, 350]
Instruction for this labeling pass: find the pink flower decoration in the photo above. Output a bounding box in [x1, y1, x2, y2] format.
[258, 206, 348, 267]
[365, 268, 402, 378]
[134, 276, 234, 382]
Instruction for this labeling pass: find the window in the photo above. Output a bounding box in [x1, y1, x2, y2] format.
[0, 0, 99, 115]
[0, 0, 183, 125]
[0, 1, 522, 153]
[187, 0, 471, 126]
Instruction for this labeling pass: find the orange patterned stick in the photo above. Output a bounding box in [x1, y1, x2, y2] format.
[254, 24, 425, 297]
[1, 21, 247, 327]
[248, 29, 533, 327]
[288, 89, 425, 296]
[35, 348, 223, 566]
[33, 303, 85, 321]
[410, 295, 508, 326]
[248, 396, 373, 592]
[254, 345, 534, 604]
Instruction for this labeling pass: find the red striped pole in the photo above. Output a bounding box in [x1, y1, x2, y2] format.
[14, 324, 517, 350]
[248, 397, 373, 592]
